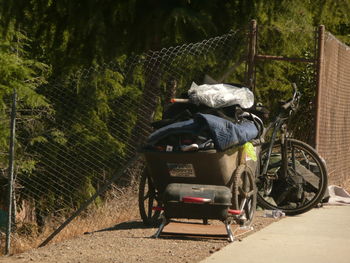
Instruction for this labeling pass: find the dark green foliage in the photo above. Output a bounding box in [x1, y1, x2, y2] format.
[0, 28, 51, 172]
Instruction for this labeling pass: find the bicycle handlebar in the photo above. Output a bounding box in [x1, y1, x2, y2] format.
[280, 83, 301, 112]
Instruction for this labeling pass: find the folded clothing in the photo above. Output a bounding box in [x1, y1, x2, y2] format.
[146, 113, 259, 151]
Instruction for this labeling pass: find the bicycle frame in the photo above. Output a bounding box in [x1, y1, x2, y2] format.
[261, 115, 290, 180]
[261, 83, 300, 180]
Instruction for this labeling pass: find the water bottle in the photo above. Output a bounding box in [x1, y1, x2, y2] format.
[264, 209, 285, 218]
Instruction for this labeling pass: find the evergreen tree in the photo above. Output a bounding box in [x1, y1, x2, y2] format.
[0, 26, 50, 170]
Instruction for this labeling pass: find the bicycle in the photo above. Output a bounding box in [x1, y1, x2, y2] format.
[256, 83, 328, 215]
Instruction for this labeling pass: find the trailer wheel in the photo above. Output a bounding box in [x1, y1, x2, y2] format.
[231, 164, 257, 226]
[138, 169, 161, 226]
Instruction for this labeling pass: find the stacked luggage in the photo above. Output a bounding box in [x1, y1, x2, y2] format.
[139, 82, 263, 242]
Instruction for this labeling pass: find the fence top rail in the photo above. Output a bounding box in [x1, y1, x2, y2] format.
[255, 54, 316, 63]
[325, 32, 350, 50]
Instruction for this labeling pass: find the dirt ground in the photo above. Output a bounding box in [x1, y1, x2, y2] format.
[0, 211, 280, 263]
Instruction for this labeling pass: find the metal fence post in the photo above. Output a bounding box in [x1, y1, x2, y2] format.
[314, 25, 325, 151]
[5, 89, 17, 255]
[246, 19, 257, 91]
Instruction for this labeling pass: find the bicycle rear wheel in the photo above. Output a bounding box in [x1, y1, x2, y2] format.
[257, 138, 328, 215]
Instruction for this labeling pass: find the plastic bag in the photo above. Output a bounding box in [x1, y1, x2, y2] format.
[188, 82, 254, 109]
[264, 209, 286, 218]
[243, 142, 257, 161]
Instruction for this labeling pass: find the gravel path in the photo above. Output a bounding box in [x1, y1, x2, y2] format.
[0, 211, 279, 263]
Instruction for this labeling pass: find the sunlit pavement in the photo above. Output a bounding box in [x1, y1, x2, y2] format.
[201, 206, 350, 263]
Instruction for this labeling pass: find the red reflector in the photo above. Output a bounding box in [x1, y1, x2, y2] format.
[228, 209, 241, 215]
[182, 196, 211, 204]
[152, 206, 164, 211]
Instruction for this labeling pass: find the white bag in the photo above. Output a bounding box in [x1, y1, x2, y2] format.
[188, 82, 254, 109]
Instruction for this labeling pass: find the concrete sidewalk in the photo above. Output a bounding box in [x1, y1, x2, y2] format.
[201, 206, 350, 263]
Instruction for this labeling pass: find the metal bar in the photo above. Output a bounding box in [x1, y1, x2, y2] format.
[246, 20, 257, 90]
[152, 214, 169, 238]
[314, 25, 325, 151]
[254, 24, 259, 91]
[39, 154, 141, 247]
[224, 220, 235, 242]
[255, 54, 316, 63]
[262, 121, 281, 176]
[5, 89, 17, 255]
[165, 79, 177, 104]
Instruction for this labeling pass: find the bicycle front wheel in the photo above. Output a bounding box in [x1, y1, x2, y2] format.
[257, 138, 328, 215]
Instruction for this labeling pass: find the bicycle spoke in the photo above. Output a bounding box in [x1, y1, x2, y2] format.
[148, 197, 153, 218]
[245, 199, 253, 219]
[143, 191, 151, 201]
[246, 190, 255, 198]
[291, 144, 296, 171]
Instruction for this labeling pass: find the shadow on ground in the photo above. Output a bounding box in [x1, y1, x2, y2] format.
[84, 220, 156, 235]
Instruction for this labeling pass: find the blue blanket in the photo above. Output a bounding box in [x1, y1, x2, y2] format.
[147, 113, 259, 151]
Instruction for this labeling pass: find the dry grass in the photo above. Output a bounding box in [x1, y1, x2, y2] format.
[1, 183, 141, 256]
[2, 173, 350, 256]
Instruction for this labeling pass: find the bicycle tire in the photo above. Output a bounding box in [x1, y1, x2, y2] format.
[257, 138, 328, 215]
[232, 164, 257, 226]
[138, 169, 161, 225]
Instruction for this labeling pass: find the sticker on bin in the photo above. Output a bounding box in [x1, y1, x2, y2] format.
[167, 163, 196, 177]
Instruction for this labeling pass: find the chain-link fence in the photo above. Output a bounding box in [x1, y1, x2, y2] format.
[316, 31, 350, 189]
[253, 24, 318, 145]
[3, 22, 346, 255]
[1, 29, 248, 254]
